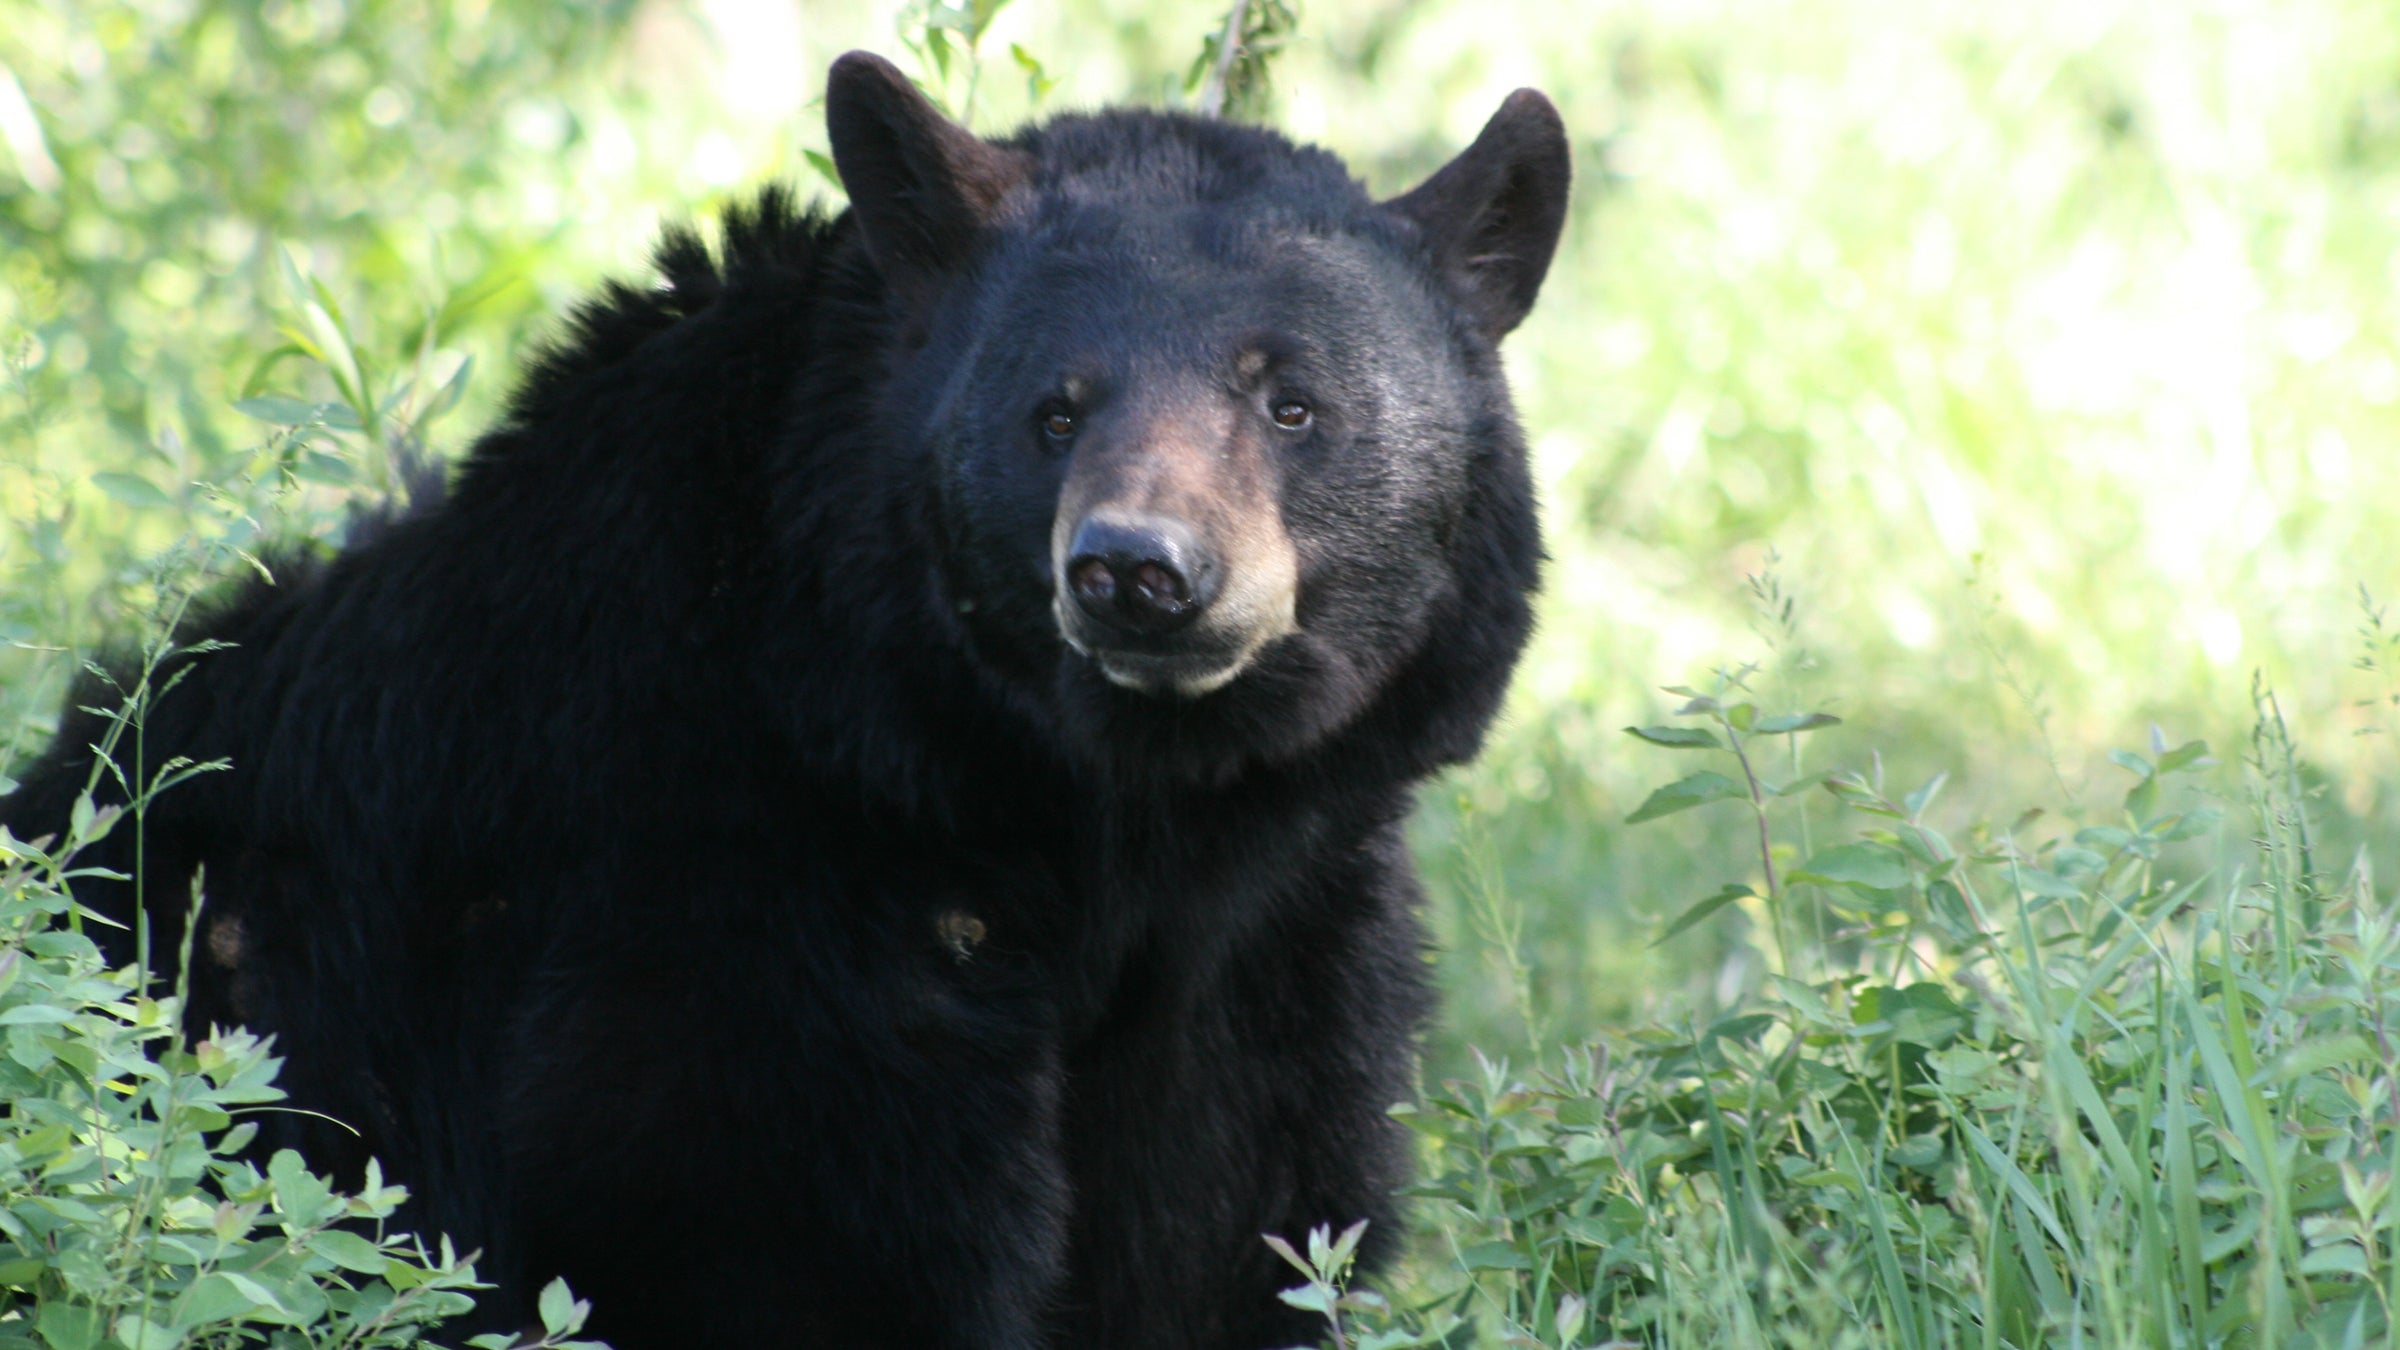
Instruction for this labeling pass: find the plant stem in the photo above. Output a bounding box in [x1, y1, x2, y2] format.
[1199, 0, 1250, 117]
[1726, 726, 1789, 974]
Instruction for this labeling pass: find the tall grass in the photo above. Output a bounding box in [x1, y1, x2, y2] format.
[1276, 650, 2400, 1347]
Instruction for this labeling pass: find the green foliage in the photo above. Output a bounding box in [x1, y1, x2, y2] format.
[0, 0, 644, 752]
[0, 0, 621, 443]
[0, 785, 602, 1347]
[1188, 0, 1302, 120]
[1265, 1220, 1455, 1350]
[1286, 652, 2400, 1346]
[0, 20, 603, 1322]
[896, 0, 1029, 127]
[10, 2, 2400, 1346]
[0, 619, 604, 1347]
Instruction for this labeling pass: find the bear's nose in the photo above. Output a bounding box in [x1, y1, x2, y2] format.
[1065, 514, 1217, 636]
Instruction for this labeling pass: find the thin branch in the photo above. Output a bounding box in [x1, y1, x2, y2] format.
[1198, 0, 1250, 118]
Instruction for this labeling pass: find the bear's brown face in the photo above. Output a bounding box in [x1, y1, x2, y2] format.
[1044, 364, 1301, 698]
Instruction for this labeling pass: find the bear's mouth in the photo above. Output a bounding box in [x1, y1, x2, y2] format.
[1049, 589, 1293, 698]
[1091, 647, 1252, 698]
[1054, 616, 1262, 699]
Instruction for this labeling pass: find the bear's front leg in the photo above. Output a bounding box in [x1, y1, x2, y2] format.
[1051, 837, 1431, 1350]
[499, 868, 1070, 1350]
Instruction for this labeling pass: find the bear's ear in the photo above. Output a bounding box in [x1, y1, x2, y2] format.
[1385, 90, 1572, 341]
[825, 51, 1030, 305]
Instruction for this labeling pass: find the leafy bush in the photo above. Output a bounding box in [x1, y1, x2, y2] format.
[0, 820, 602, 1345]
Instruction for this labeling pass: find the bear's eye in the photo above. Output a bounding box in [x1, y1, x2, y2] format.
[1271, 400, 1312, 430]
[1042, 409, 1078, 440]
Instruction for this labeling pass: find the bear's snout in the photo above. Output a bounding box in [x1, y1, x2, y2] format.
[1064, 512, 1218, 637]
[1046, 398, 1299, 699]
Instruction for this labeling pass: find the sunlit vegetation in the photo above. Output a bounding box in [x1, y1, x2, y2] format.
[3, 1, 2396, 1344]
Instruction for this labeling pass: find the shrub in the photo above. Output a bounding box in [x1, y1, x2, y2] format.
[0, 650, 601, 1350]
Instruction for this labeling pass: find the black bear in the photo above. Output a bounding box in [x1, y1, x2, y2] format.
[1, 51, 1567, 1349]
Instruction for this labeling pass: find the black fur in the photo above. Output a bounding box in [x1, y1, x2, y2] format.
[2, 61, 1565, 1349]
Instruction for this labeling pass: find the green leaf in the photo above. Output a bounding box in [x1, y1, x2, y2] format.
[291, 450, 356, 486]
[31, 1195, 104, 1224]
[1755, 711, 1840, 734]
[1857, 983, 1966, 1047]
[1327, 1219, 1368, 1271]
[420, 354, 476, 424]
[1625, 771, 1745, 823]
[238, 343, 311, 399]
[2052, 846, 2107, 876]
[801, 149, 843, 192]
[2108, 748, 2154, 777]
[1277, 1285, 1335, 1314]
[308, 1228, 388, 1274]
[1706, 1012, 1776, 1044]
[1898, 822, 1956, 865]
[2153, 806, 2224, 842]
[1458, 1240, 1531, 1271]
[2156, 738, 2212, 773]
[2260, 1034, 2373, 1084]
[265, 1271, 328, 1326]
[2296, 1244, 2368, 1276]
[235, 395, 359, 431]
[1009, 43, 1057, 100]
[537, 1277, 578, 1325]
[1889, 1133, 1945, 1169]
[1766, 975, 1840, 1027]
[2001, 861, 2083, 899]
[1823, 772, 1893, 812]
[37, 1303, 101, 1350]
[1624, 724, 1721, 749]
[1360, 1328, 1456, 1350]
[1789, 842, 1910, 891]
[268, 1149, 336, 1228]
[110, 1315, 180, 1350]
[1650, 884, 1754, 946]
[91, 471, 174, 509]
[182, 1272, 271, 1324]
[2126, 773, 2159, 824]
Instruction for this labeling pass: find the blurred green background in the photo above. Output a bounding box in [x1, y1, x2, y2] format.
[4, 0, 2397, 1076]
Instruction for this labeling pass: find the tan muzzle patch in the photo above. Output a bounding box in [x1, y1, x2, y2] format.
[1050, 393, 1298, 696]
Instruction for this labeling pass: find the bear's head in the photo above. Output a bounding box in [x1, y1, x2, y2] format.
[826, 52, 1567, 779]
